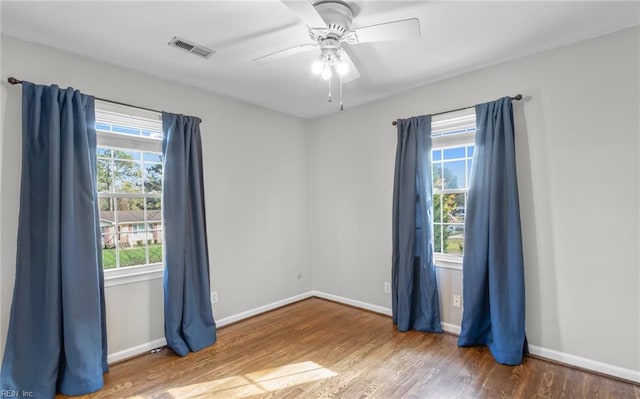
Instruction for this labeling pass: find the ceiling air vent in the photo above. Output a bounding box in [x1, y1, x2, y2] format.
[168, 36, 214, 59]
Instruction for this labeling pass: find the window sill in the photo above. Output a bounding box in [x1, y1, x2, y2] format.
[104, 263, 164, 287]
[434, 254, 463, 271]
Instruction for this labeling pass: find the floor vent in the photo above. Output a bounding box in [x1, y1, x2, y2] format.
[168, 36, 214, 59]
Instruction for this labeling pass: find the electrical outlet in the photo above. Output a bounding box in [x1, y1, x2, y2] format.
[384, 282, 391, 294]
[452, 294, 461, 308]
[211, 291, 218, 304]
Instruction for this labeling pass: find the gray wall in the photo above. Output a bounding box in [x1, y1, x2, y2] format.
[309, 26, 639, 373]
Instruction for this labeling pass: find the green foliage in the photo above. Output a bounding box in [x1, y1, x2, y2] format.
[102, 245, 163, 269]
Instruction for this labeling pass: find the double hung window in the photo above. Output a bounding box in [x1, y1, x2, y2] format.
[431, 109, 476, 267]
[95, 101, 163, 275]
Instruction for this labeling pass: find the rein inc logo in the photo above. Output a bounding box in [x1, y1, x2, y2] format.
[1, 391, 33, 398]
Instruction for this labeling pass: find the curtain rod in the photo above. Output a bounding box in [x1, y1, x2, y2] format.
[391, 94, 523, 126]
[7, 77, 163, 114]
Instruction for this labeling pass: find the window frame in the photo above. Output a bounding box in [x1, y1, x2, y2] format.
[431, 109, 476, 270]
[95, 100, 165, 286]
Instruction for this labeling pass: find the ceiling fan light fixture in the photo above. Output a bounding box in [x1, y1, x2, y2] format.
[311, 60, 324, 75]
[321, 67, 333, 80]
[336, 60, 348, 76]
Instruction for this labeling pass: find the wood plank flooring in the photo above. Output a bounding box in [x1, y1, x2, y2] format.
[59, 298, 639, 399]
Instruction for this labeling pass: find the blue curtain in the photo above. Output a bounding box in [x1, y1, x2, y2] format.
[392, 115, 442, 333]
[0, 82, 107, 397]
[162, 112, 216, 356]
[457, 97, 527, 365]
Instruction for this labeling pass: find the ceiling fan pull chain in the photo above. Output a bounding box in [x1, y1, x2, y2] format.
[328, 78, 332, 102]
[339, 74, 344, 111]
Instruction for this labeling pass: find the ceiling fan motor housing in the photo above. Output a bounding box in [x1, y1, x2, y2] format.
[311, 1, 354, 42]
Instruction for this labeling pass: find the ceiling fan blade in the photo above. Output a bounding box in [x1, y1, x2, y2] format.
[353, 18, 421, 43]
[340, 49, 360, 83]
[252, 43, 316, 63]
[281, 0, 327, 29]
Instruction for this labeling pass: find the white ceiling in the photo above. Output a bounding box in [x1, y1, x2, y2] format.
[2, 1, 639, 119]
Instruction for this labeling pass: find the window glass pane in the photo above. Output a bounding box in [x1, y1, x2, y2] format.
[467, 146, 474, 157]
[443, 160, 465, 189]
[132, 230, 147, 247]
[144, 162, 162, 193]
[148, 226, 162, 239]
[147, 205, 161, 222]
[441, 193, 453, 223]
[433, 194, 442, 223]
[443, 224, 464, 255]
[114, 160, 143, 193]
[115, 201, 146, 268]
[101, 232, 115, 249]
[434, 224, 442, 253]
[113, 149, 141, 161]
[99, 197, 114, 212]
[101, 234, 116, 269]
[443, 147, 465, 160]
[432, 164, 443, 190]
[467, 159, 473, 186]
[143, 152, 162, 162]
[97, 147, 112, 158]
[432, 149, 441, 162]
[148, 232, 163, 264]
[117, 197, 145, 212]
[118, 244, 147, 267]
[97, 159, 112, 193]
[147, 198, 161, 211]
[445, 193, 465, 224]
[99, 213, 115, 236]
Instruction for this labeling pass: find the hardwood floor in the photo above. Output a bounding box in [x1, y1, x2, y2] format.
[59, 298, 639, 399]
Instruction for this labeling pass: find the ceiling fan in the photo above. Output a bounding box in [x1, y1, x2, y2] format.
[253, 0, 421, 109]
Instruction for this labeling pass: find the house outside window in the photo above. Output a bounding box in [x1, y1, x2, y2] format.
[95, 101, 163, 272]
[431, 109, 476, 268]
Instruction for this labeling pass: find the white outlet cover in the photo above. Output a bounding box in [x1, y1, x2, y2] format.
[384, 282, 391, 294]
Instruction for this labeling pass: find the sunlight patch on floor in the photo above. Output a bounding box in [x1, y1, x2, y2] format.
[155, 361, 337, 398]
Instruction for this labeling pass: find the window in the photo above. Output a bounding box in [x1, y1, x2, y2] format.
[431, 109, 476, 267]
[95, 101, 163, 274]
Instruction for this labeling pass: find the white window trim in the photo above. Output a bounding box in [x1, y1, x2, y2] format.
[434, 253, 463, 270]
[97, 130, 162, 153]
[104, 263, 164, 287]
[96, 101, 164, 287]
[432, 131, 475, 151]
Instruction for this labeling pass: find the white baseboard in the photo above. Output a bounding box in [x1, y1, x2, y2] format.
[311, 290, 393, 316]
[311, 290, 461, 337]
[528, 344, 640, 384]
[106, 291, 640, 384]
[108, 337, 166, 364]
[311, 291, 639, 384]
[215, 291, 313, 327]
[441, 322, 461, 335]
[106, 292, 313, 364]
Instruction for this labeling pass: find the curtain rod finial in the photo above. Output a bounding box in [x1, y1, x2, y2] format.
[513, 94, 523, 101]
[392, 120, 397, 126]
[7, 77, 22, 85]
